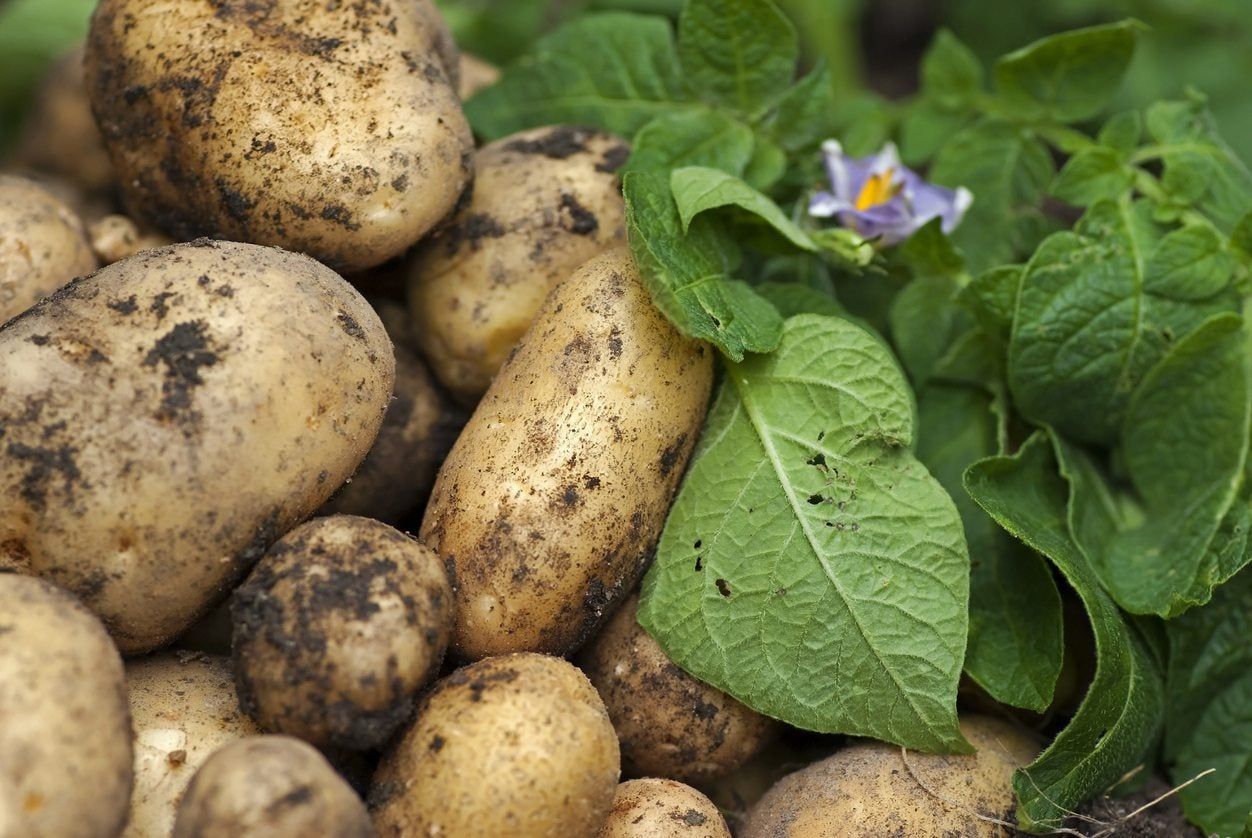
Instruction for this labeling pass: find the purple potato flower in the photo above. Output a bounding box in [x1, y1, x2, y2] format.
[808, 140, 973, 246]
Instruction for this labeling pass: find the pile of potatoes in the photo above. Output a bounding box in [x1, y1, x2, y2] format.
[0, 1, 1043, 836]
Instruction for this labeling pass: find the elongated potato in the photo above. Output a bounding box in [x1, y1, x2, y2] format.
[407, 125, 629, 400]
[0, 574, 132, 838]
[420, 248, 713, 659]
[601, 779, 730, 838]
[85, 0, 473, 272]
[0, 174, 97, 323]
[0, 240, 393, 653]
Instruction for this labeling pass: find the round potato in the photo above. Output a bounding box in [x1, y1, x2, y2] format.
[0, 574, 132, 838]
[126, 653, 262, 838]
[371, 653, 620, 837]
[420, 248, 713, 660]
[407, 125, 629, 400]
[741, 716, 1040, 837]
[173, 736, 372, 838]
[580, 595, 775, 784]
[0, 174, 97, 323]
[85, 0, 473, 272]
[458, 53, 500, 99]
[88, 214, 174, 266]
[232, 515, 453, 751]
[0, 240, 394, 653]
[601, 779, 730, 838]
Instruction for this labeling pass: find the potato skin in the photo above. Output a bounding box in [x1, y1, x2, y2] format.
[420, 248, 713, 660]
[85, 0, 473, 272]
[232, 516, 453, 750]
[126, 653, 262, 838]
[0, 240, 393, 653]
[173, 736, 372, 838]
[600, 779, 730, 838]
[741, 716, 1040, 838]
[579, 595, 775, 784]
[371, 653, 620, 837]
[88, 214, 173, 266]
[0, 574, 132, 838]
[407, 125, 629, 400]
[0, 174, 97, 323]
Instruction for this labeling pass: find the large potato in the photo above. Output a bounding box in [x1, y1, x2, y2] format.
[173, 736, 371, 838]
[85, 0, 473, 272]
[0, 240, 393, 653]
[126, 653, 261, 838]
[0, 174, 97, 323]
[0, 574, 132, 838]
[421, 248, 713, 660]
[600, 779, 730, 838]
[579, 595, 775, 784]
[741, 716, 1040, 837]
[232, 515, 453, 751]
[407, 125, 629, 400]
[371, 653, 620, 837]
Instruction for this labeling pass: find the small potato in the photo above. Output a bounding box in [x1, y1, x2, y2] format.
[0, 574, 132, 838]
[421, 248, 713, 660]
[0, 240, 393, 653]
[126, 653, 262, 838]
[742, 716, 1040, 838]
[232, 515, 453, 751]
[600, 779, 730, 838]
[458, 53, 500, 99]
[173, 736, 372, 838]
[0, 174, 96, 323]
[86, 0, 473, 272]
[580, 595, 775, 784]
[407, 125, 629, 400]
[88, 214, 174, 265]
[371, 653, 620, 837]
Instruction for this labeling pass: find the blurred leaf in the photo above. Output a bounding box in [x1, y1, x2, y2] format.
[625, 109, 756, 176]
[677, 0, 798, 114]
[921, 29, 984, 106]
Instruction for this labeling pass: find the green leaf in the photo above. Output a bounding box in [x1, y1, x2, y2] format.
[888, 276, 974, 387]
[625, 110, 756, 177]
[920, 29, 984, 106]
[624, 171, 782, 360]
[670, 167, 816, 252]
[742, 136, 788, 192]
[677, 0, 798, 114]
[464, 13, 694, 140]
[916, 385, 1063, 712]
[898, 218, 965, 279]
[755, 282, 845, 318]
[640, 315, 971, 753]
[1008, 200, 1239, 445]
[899, 101, 974, 167]
[1233, 212, 1252, 263]
[1050, 147, 1134, 206]
[993, 20, 1142, 123]
[1098, 111, 1143, 153]
[965, 433, 1165, 832]
[1145, 97, 1252, 231]
[770, 62, 838, 153]
[1166, 568, 1252, 837]
[964, 265, 1021, 344]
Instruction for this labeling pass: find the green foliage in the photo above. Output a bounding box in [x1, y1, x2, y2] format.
[0, 0, 95, 152]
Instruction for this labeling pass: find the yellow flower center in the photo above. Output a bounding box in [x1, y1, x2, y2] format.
[854, 168, 901, 211]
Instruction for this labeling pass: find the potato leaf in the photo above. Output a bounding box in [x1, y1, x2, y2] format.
[1145, 96, 1252, 231]
[639, 315, 971, 753]
[670, 166, 816, 252]
[624, 109, 756, 177]
[676, 0, 797, 115]
[920, 29, 984, 107]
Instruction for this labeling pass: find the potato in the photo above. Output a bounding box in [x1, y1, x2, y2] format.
[173, 736, 372, 838]
[741, 716, 1040, 837]
[0, 574, 132, 838]
[371, 653, 620, 837]
[0, 174, 97, 323]
[85, 0, 473, 272]
[696, 737, 836, 831]
[232, 515, 453, 751]
[580, 595, 775, 784]
[601, 780, 729, 838]
[421, 248, 713, 659]
[320, 345, 462, 522]
[0, 240, 393, 653]
[88, 214, 174, 266]
[126, 653, 262, 838]
[458, 53, 500, 99]
[407, 125, 629, 400]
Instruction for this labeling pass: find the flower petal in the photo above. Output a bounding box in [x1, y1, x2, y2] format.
[820, 139, 852, 202]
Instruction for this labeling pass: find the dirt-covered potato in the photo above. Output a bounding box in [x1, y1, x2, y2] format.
[88, 214, 174, 266]
[601, 780, 729, 838]
[0, 174, 97, 323]
[320, 346, 461, 522]
[742, 716, 1040, 837]
[0, 574, 132, 838]
[421, 248, 713, 660]
[126, 653, 261, 838]
[173, 736, 372, 838]
[85, 0, 473, 272]
[371, 653, 620, 837]
[580, 595, 775, 783]
[407, 125, 629, 400]
[458, 53, 500, 99]
[8, 45, 114, 196]
[232, 515, 452, 751]
[0, 240, 393, 653]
